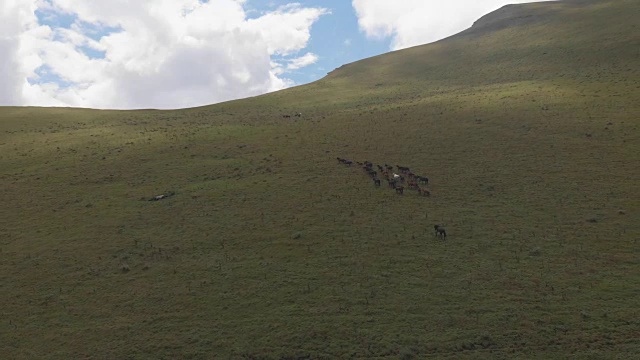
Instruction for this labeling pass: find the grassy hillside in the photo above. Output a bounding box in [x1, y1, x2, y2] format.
[1, 0, 639, 358]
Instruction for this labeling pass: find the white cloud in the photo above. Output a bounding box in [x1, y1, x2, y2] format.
[0, 0, 39, 105]
[287, 52, 318, 70]
[352, 0, 556, 50]
[1, 0, 327, 109]
[247, 4, 330, 56]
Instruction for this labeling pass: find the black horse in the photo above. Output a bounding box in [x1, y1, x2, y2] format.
[373, 178, 381, 186]
[434, 224, 447, 240]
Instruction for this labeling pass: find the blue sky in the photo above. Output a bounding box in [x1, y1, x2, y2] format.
[261, 0, 391, 85]
[1, 0, 555, 109]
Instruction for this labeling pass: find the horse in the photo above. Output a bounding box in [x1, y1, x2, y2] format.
[388, 179, 397, 188]
[434, 224, 446, 239]
[373, 179, 381, 186]
[395, 186, 404, 194]
[418, 176, 429, 184]
[418, 188, 431, 196]
[407, 181, 418, 189]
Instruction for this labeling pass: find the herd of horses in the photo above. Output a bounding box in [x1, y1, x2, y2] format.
[337, 157, 447, 240]
[337, 157, 431, 196]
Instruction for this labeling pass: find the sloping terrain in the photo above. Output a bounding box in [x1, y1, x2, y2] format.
[1, 0, 639, 358]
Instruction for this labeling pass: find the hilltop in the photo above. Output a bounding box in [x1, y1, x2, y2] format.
[1, 0, 639, 358]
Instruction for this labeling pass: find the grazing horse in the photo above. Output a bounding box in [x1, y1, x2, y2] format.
[434, 224, 446, 239]
[418, 188, 431, 196]
[397, 165, 410, 173]
[408, 181, 418, 189]
[418, 176, 429, 184]
[373, 178, 381, 186]
[388, 179, 397, 188]
[395, 186, 404, 194]
[393, 173, 401, 180]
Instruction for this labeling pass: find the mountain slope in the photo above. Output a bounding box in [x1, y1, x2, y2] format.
[1, 0, 639, 358]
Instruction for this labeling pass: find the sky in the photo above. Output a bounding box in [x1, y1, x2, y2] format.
[1, 0, 555, 110]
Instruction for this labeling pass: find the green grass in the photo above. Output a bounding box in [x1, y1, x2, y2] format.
[1, 0, 639, 358]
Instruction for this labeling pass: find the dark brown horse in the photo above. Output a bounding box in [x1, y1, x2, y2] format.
[395, 186, 404, 194]
[397, 165, 410, 173]
[434, 224, 446, 239]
